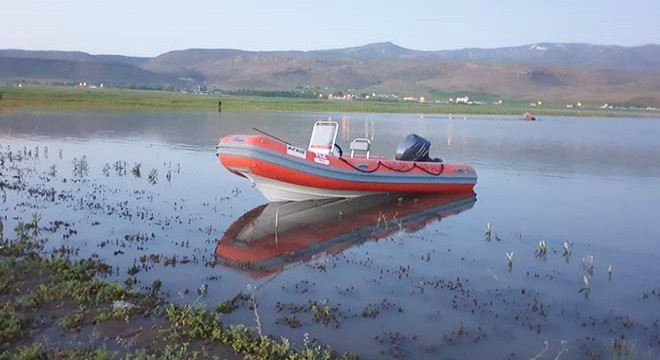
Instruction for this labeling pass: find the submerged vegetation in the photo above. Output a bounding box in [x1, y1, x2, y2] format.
[1, 86, 659, 117]
[0, 231, 359, 359]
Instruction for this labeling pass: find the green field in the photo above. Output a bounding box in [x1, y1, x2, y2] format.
[1, 86, 658, 118]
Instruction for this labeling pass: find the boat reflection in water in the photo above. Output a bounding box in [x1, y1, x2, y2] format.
[215, 191, 477, 278]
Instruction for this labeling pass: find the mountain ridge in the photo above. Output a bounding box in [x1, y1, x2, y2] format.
[2, 42, 660, 105]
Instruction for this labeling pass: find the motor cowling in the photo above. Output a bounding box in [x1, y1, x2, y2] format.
[395, 134, 442, 162]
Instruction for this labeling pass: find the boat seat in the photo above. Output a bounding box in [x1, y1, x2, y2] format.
[350, 138, 371, 159]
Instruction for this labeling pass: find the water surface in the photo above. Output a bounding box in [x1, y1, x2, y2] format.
[1, 111, 660, 359]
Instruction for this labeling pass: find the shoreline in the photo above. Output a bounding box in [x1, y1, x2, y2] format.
[1, 87, 659, 118]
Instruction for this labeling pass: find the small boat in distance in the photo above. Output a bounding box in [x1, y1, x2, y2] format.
[522, 112, 537, 121]
[216, 121, 477, 201]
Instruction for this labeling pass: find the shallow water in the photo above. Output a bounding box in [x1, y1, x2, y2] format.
[1, 110, 660, 359]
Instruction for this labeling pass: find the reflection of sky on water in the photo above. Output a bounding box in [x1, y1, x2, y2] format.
[1, 110, 660, 359]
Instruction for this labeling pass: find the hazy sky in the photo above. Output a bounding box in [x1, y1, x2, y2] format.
[2, 0, 659, 56]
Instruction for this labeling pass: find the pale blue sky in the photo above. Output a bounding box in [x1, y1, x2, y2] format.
[2, 0, 659, 56]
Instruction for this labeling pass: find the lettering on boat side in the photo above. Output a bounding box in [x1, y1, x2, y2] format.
[313, 152, 330, 165]
[286, 145, 307, 159]
[231, 137, 246, 142]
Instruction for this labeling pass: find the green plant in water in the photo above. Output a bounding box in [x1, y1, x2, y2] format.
[216, 301, 238, 314]
[147, 169, 158, 185]
[165, 304, 223, 341]
[13, 343, 46, 360]
[609, 336, 636, 360]
[131, 163, 142, 178]
[0, 304, 26, 344]
[301, 332, 333, 360]
[29, 213, 41, 236]
[311, 300, 333, 324]
[57, 307, 87, 331]
[72, 156, 89, 177]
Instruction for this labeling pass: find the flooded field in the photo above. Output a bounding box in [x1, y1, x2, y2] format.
[2, 110, 660, 359]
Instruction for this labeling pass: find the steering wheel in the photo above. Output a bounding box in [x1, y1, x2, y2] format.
[334, 143, 343, 157]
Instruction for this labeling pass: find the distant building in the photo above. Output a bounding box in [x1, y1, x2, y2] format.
[455, 96, 470, 104]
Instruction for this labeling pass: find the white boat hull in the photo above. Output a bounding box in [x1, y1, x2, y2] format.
[242, 173, 380, 202]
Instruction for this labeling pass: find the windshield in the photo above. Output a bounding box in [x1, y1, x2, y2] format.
[308, 121, 338, 154]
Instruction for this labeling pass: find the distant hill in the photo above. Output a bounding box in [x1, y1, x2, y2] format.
[0, 49, 149, 67]
[0, 57, 183, 87]
[3, 43, 660, 105]
[309, 41, 419, 59]
[430, 43, 660, 71]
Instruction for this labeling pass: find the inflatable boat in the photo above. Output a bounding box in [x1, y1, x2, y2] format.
[215, 191, 476, 278]
[216, 121, 477, 201]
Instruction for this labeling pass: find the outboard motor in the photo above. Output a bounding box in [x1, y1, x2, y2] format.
[395, 134, 442, 162]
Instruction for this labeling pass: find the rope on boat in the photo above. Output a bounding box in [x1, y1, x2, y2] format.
[338, 157, 445, 176]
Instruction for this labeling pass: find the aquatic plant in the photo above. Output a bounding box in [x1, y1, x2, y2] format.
[147, 169, 158, 185]
[193, 284, 208, 299]
[609, 336, 636, 360]
[310, 300, 334, 325]
[506, 252, 514, 270]
[164, 303, 223, 341]
[361, 304, 380, 319]
[563, 239, 572, 263]
[216, 291, 249, 314]
[113, 160, 128, 176]
[57, 307, 86, 331]
[12, 343, 47, 359]
[579, 275, 591, 298]
[0, 303, 26, 344]
[485, 221, 492, 241]
[29, 213, 41, 235]
[313, 259, 328, 273]
[536, 240, 548, 258]
[131, 163, 142, 178]
[72, 156, 89, 177]
[581, 255, 595, 275]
